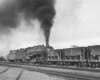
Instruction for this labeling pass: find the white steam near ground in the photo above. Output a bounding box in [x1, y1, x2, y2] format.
[0, 19, 45, 56]
[0, 11, 45, 56]
[0, 0, 100, 56]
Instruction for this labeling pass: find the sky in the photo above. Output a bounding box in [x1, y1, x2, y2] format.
[0, 0, 100, 56]
[50, 0, 100, 48]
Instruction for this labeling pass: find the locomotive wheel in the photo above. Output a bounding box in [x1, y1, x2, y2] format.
[66, 63, 69, 66]
[57, 62, 63, 66]
[74, 64, 77, 67]
[84, 62, 87, 67]
[96, 63, 99, 68]
[44, 62, 47, 65]
[78, 63, 81, 67]
[60, 62, 63, 65]
[82, 62, 86, 67]
[67, 63, 70, 66]
[92, 64, 96, 68]
[88, 63, 91, 67]
[49, 62, 52, 65]
[56, 62, 59, 65]
[63, 62, 65, 66]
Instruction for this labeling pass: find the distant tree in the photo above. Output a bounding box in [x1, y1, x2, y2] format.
[0, 56, 6, 61]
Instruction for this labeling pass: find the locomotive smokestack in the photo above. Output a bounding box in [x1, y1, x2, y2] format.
[46, 42, 49, 47]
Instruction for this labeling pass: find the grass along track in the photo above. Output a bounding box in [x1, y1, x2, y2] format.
[0, 68, 9, 74]
[16, 70, 23, 80]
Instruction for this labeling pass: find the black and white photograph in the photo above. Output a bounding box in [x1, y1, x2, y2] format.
[0, 0, 100, 80]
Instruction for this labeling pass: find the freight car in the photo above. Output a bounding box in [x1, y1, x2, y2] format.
[46, 49, 60, 65]
[7, 50, 16, 62]
[15, 48, 25, 63]
[60, 47, 85, 66]
[46, 47, 87, 66]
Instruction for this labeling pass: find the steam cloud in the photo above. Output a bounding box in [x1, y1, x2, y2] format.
[0, 0, 56, 45]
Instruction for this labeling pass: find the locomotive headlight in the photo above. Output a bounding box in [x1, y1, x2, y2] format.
[47, 48, 50, 50]
[93, 55, 95, 57]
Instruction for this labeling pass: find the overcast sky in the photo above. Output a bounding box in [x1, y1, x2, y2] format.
[50, 0, 100, 49]
[0, 0, 100, 56]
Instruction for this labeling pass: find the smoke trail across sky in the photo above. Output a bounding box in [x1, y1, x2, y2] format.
[1, 0, 100, 57]
[0, 0, 56, 56]
[0, 0, 56, 45]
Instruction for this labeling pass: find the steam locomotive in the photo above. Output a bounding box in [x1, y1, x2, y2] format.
[7, 45, 100, 68]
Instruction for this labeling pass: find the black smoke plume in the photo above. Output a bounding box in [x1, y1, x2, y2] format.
[0, 0, 56, 46]
[0, 1, 19, 28]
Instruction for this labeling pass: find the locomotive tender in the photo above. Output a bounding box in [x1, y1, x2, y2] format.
[7, 45, 100, 67]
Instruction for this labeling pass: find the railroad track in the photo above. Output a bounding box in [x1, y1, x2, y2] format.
[0, 62, 100, 80]
[27, 63, 100, 73]
[1, 62, 100, 73]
